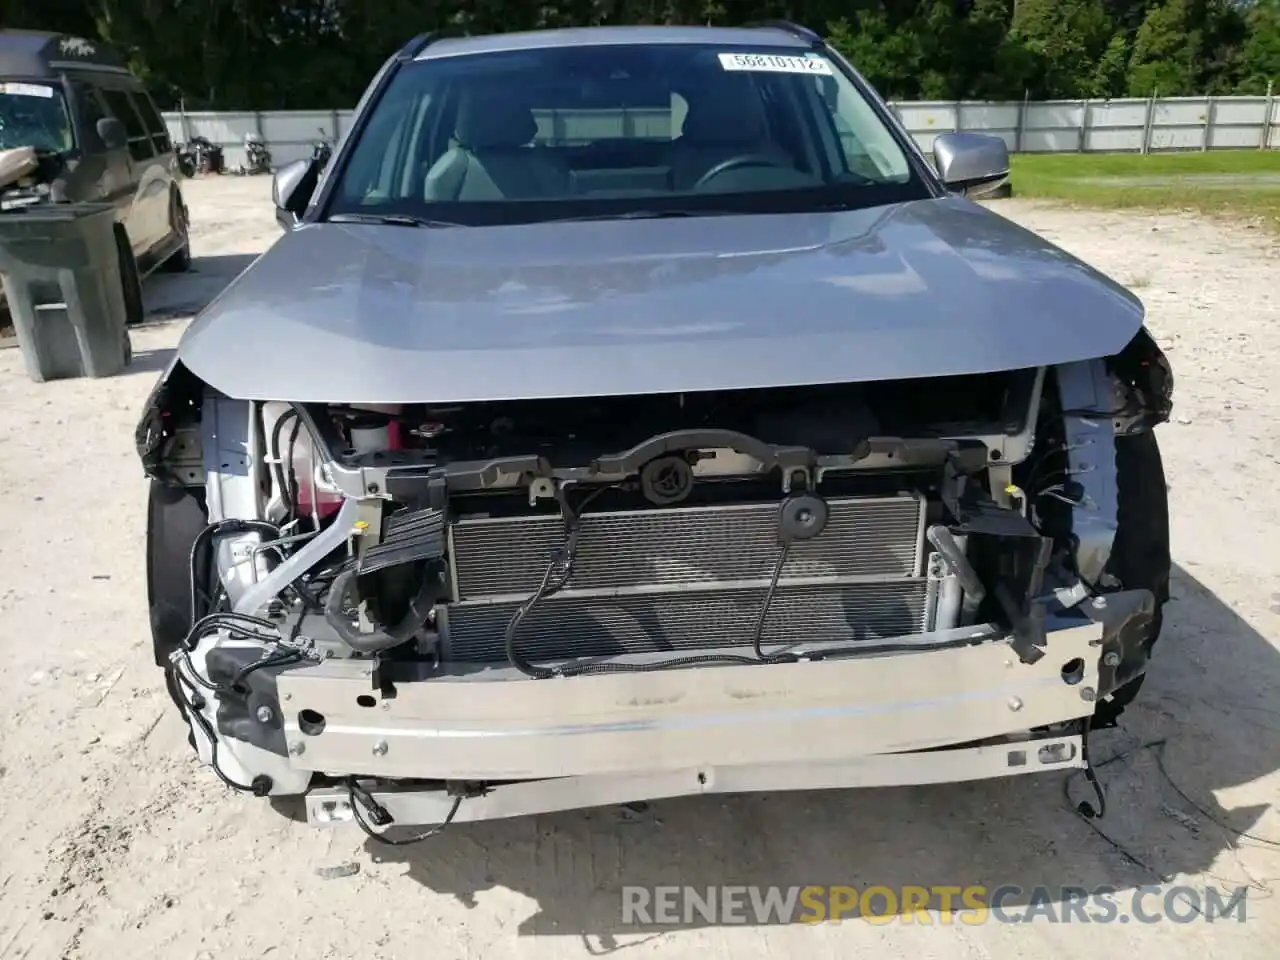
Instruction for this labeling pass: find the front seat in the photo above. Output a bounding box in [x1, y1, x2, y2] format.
[424, 94, 570, 201]
[670, 79, 792, 191]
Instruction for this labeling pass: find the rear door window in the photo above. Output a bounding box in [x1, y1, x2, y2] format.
[100, 88, 155, 161]
[72, 84, 109, 147]
[134, 93, 172, 154]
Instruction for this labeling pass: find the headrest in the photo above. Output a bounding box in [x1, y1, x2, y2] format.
[455, 92, 538, 150]
[680, 79, 768, 145]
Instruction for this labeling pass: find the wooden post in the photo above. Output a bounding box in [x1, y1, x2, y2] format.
[1264, 80, 1276, 150]
[1079, 99, 1090, 152]
[1201, 97, 1214, 151]
[1141, 88, 1157, 154]
[1014, 89, 1028, 153]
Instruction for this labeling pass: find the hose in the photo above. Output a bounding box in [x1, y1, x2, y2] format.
[269, 408, 300, 520]
[323, 568, 436, 655]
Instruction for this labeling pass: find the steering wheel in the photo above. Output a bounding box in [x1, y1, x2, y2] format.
[692, 153, 789, 189]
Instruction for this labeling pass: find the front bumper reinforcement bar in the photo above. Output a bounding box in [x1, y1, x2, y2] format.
[276, 619, 1106, 784]
[305, 734, 1085, 828]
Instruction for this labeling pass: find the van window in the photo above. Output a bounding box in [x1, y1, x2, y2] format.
[0, 81, 74, 153]
[70, 83, 108, 147]
[100, 88, 155, 161]
[135, 93, 172, 154]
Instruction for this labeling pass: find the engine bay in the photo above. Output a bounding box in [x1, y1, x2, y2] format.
[152, 364, 1102, 689]
[316, 367, 1039, 466]
[136, 349, 1171, 804]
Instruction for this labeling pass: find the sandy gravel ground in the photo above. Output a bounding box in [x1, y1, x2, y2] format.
[1, 177, 1278, 959]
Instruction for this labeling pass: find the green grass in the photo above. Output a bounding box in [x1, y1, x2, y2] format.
[1009, 150, 1280, 232]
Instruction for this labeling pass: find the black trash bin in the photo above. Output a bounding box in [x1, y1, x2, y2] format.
[0, 202, 132, 382]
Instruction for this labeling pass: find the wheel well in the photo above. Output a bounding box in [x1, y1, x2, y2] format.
[147, 479, 209, 665]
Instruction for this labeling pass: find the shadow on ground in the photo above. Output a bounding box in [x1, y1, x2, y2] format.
[0, 253, 257, 344]
[142, 253, 258, 322]
[127, 346, 177, 375]
[367, 562, 1280, 941]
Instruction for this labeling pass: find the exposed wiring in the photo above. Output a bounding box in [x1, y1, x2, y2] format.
[183, 611, 281, 652]
[1074, 717, 1106, 819]
[174, 642, 300, 697]
[175, 605, 313, 698]
[173, 651, 222, 693]
[1024, 438, 1094, 491]
[504, 486, 985, 676]
[229, 648, 304, 689]
[1025, 399, 1143, 491]
[268, 409, 300, 521]
[167, 612, 301, 798]
[168, 662, 271, 796]
[188, 519, 282, 624]
[501, 485, 603, 678]
[284, 414, 304, 523]
[347, 778, 462, 845]
[1042, 404, 1135, 428]
[751, 541, 798, 663]
[1063, 735, 1280, 891]
[1036, 483, 1086, 507]
[1147, 741, 1280, 849]
[504, 486, 766, 678]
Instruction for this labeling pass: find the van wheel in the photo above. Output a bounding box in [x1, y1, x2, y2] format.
[115, 227, 145, 326]
[159, 193, 192, 273]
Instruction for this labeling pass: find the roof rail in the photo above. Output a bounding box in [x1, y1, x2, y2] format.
[397, 28, 467, 60]
[744, 20, 825, 45]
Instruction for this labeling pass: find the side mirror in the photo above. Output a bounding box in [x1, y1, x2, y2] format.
[272, 158, 314, 230]
[932, 132, 1010, 198]
[96, 116, 127, 151]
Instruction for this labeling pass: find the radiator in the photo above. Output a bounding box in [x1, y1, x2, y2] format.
[441, 494, 930, 663]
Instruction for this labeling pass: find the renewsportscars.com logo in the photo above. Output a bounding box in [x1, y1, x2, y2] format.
[621, 884, 1250, 925]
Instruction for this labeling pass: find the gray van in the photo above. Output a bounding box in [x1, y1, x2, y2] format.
[0, 30, 190, 324]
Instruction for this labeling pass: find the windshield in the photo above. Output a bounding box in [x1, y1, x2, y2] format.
[0, 81, 74, 153]
[326, 43, 929, 225]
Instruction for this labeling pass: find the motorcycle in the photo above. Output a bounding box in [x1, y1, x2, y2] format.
[311, 127, 333, 171]
[243, 133, 272, 175]
[184, 136, 224, 175]
[174, 142, 196, 178]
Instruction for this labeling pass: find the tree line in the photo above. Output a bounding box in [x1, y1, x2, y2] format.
[3, 0, 1278, 110]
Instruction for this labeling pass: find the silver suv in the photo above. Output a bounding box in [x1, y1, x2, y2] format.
[138, 23, 1173, 838]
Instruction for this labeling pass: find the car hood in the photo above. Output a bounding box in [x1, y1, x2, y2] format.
[177, 195, 1143, 404]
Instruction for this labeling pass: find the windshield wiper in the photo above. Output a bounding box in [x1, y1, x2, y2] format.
[326, 212, 463, 228]
[549, 209, 743, 223]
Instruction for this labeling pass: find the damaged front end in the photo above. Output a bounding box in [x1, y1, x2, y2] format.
[137, 333, 1172, 830]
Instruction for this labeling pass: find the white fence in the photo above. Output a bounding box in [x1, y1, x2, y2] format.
[161, 94, 1279, 170]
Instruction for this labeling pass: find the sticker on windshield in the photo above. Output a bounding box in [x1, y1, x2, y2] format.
[0, 82, 55, 98]
[718, 52, 833, 75]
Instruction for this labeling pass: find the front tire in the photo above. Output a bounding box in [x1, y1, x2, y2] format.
[147, 480, 208, 666]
